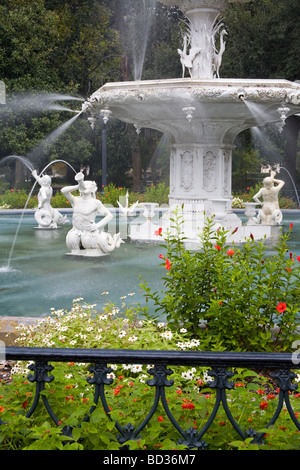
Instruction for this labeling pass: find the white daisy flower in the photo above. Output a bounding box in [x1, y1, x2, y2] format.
[128, 335, 138, 342]
[161, 330, 173, 339]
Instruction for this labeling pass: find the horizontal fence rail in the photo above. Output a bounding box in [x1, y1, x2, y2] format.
[2, 346, 300, 450]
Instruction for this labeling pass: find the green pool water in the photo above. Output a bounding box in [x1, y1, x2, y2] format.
[0, 210, 299, 318]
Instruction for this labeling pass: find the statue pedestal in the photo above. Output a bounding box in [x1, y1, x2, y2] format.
[129, 203, 161, 241]
[66, 248, 108, 257]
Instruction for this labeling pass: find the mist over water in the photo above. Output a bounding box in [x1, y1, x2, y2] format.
[243, 100, 275, 126]
[27, 111, 83, 162]
[2, 92, 83, 115]
[0, 155, 35, 172]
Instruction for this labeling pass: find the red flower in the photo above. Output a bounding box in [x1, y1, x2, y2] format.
[159, 254, 164, 259]
[214, 244, 221, 251]
[165, 258, 171, 271]
[290, 223, 294, 231]
[260, 400, 268, 410]
[157, 416, 164, 422]
[227, 249, 235, 256]
[181, 403, 195, 410]
[297, 256, 300, 262]
[154, 228, 162, 236]
[232, 227, 239, 234]
[276, 302, 287, 313]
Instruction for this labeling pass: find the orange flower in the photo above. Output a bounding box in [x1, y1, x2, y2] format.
[165, 258, 171, 271]
[181, 403, 195, 410]
[260, 400, 268, 410]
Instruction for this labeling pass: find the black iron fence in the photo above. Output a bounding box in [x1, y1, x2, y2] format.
[2, 346, 300, 450]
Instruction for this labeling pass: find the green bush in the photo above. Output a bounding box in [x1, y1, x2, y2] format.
[140, 209, 300, 352]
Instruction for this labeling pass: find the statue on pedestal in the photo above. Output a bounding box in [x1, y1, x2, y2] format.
[61, 172, 123, 256]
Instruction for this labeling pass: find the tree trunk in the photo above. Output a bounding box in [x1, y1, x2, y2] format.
[15, 159, 25, 187]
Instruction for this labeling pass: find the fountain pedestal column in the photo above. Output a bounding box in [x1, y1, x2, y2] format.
[168, 143, 232, 211]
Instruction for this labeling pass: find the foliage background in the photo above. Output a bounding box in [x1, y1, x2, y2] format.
[0, 0, 299, 194]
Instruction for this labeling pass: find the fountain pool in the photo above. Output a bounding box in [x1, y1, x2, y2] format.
[0, 209, 299, 319]
[0, 210, 166, 318]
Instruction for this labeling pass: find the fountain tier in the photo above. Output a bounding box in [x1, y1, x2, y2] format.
[83, 78, 300, 218]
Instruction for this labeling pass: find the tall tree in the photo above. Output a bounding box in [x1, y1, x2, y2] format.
[0, 0, 122, 185]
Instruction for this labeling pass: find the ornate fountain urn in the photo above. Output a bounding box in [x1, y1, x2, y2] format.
[82, 0, 300, 242]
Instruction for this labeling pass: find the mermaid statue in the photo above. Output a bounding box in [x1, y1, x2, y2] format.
[32, 170, 68, 229]
[61, 172, 123, 256]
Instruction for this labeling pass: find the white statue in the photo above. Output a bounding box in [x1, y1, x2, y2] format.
[178, 34, 201, 78]
[32, 170, 68, 229]
[117, 191, 139, 217]
[212, 27, 227, 79]
[253, 170, 285, 225]
[61, 172, 124, 256]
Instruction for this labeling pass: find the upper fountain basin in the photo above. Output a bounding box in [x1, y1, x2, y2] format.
[82, 78, 300, 144]
[159, 0, 251, 14]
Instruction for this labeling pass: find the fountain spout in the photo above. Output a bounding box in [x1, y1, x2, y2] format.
[237, 89, 246, 101]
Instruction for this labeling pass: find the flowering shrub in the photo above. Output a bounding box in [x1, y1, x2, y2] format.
[141, 210, 300, 352]
[0, 298, 300, 450]
[0, 189, 37, 209]
[0, 300, 300, 450]
[0, 183, 170, 209]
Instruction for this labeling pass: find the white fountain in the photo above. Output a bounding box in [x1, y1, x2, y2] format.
[82, 0, 300, 243]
